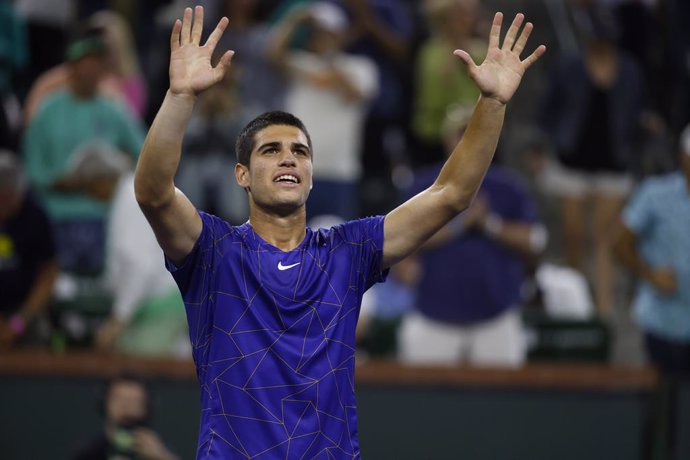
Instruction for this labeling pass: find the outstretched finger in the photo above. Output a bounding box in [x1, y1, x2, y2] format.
[522, 44, 546, 69]
[181, 7, 192, 45]
[170, 19, 181, 51]
[512, 22, 533, 55]
[501, 13, 524, 51]
[191, 5, 204, 45]
[488, 12, 503, 50]
[205, 16, 229, 50]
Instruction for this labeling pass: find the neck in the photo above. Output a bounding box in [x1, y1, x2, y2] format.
[248, 205, 307, 252]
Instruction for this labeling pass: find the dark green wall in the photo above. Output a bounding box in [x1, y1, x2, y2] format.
[0, 376, 664, 460]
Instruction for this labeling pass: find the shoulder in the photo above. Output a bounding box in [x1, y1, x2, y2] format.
[314, 216, 385, 246]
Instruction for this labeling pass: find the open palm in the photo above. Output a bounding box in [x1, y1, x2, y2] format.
[169, 6, 233, 96]
[454, 13, 546, 104]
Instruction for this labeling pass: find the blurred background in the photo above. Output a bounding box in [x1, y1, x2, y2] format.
[1, 0, 689, 458]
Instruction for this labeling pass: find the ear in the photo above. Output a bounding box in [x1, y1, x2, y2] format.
[235, 163, 250, 189]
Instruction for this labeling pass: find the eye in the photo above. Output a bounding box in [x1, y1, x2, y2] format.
[294, 148, 309, 156]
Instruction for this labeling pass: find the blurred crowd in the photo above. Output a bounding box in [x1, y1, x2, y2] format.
[1, 0, 690, 376]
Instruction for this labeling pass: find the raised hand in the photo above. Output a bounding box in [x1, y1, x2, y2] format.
[454, 12, 545, 105]
[169, 6, 234, 96]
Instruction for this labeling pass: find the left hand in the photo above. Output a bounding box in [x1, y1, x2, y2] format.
[454, 12, 546, 104]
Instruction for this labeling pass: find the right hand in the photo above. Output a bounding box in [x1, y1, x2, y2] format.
[169, 6, 234, 96]
[647, 267, 678, 295]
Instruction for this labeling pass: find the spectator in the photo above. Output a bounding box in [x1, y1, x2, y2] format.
[399, 107, 547, 367]
[615, 124, 690, 374]
[538, 11, 643, 316]
[0, 151, 59, 349]
[411, 0, 482, 166]
[177, 60, 248, 225]
[24, 11, 147, 123]
[267, 2, 378, 219]
[216, 0, 289, 119]
[336, 0, 415, 215]
[55, 147, 189, 357]
[14, 0, 75, 97]
[73, 374, 178, 460]
[22, 28, 145, 274]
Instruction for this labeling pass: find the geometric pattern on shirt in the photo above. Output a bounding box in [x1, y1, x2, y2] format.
[185, 221, 378, 459]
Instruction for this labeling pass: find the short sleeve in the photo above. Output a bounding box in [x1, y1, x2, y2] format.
[337, 215, 389, 291]
[165, 211, 221, 297]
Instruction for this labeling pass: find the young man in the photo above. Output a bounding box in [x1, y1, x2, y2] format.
[135, 6, 544, 458]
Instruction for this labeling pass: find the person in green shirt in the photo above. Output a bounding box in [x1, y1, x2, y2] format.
[22, 29, 145, 273]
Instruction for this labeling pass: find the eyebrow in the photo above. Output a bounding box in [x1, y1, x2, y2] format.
[257, 141, 311, 155]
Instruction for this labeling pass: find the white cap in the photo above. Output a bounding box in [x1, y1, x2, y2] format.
[309, 2, 348, 33]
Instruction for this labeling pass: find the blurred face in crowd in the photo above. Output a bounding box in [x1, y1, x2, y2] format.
[236, 124, 313, 214]
[69, 54, 107, 98]
[105, 380, 149, 427]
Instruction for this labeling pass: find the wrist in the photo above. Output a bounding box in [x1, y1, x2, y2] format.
[479, 94, 508, 107]
[167, 89, 198, 102]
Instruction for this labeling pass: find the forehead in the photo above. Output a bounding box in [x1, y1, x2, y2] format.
[252, 124, 309, 151]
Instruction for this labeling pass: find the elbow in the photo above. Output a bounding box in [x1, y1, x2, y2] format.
[134, 178, 174, 211]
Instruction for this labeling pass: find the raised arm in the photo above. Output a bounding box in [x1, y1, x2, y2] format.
[134, 6, 233, 265]
[383, 13, 545, 268]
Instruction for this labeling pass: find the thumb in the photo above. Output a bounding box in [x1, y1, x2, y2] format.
[213, 50, 235, 81]
[453, 49, 477, 72]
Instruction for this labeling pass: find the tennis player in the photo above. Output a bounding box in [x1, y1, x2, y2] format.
[135, 5, 544, 458]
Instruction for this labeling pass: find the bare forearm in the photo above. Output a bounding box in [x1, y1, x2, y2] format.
[135, 91, 196, 207]
[435, 96, 505, 211]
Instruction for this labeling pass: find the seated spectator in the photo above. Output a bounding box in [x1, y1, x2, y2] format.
[73, 374, 178, 460]
[22, 27, 145, 275]
[0, 151, 58, 349]
[398, 107, 548, 367]
[267, 2, 378, 220]
[64, 146, 188, 358]
[615, 124, 690, 374]
[24, 11, 147, 123]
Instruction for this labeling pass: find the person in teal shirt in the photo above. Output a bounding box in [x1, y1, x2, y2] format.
[616, 124, 690, 374]
[22, 30, 145, 273]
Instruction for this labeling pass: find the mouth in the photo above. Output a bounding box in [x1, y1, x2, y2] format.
[273, 174, 300, 185]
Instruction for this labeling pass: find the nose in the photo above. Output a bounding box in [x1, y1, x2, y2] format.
[278, 149, 297, 167]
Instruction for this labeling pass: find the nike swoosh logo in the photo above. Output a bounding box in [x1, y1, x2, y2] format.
[277, 261, 301, 271]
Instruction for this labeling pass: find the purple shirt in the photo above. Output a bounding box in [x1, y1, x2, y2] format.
[167, 212, 387, 459]
[409, 166, 538, 324]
